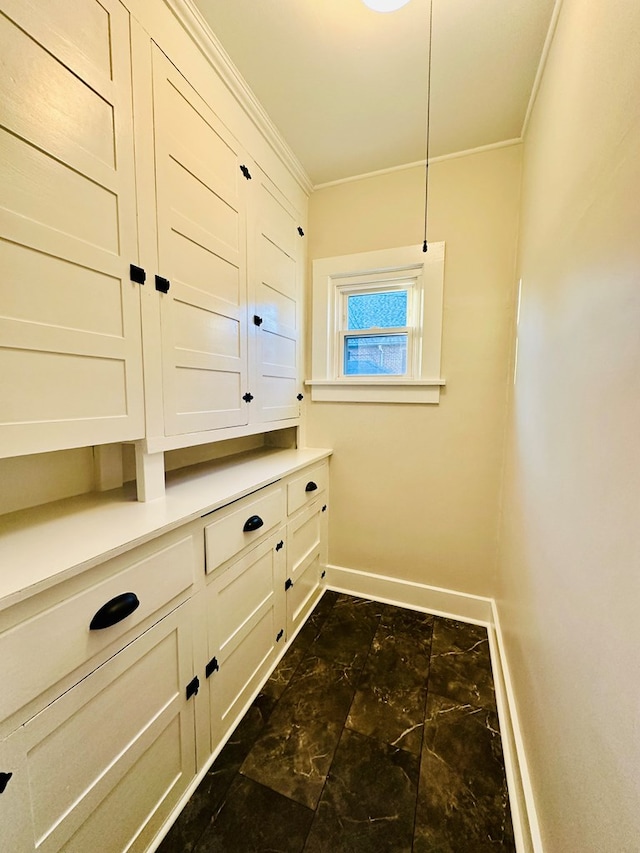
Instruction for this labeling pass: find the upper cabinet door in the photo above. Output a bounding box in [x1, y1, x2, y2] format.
[250, 170, 304, 424]
[0, 0, 144, 458]
[151, 47, 250, 436]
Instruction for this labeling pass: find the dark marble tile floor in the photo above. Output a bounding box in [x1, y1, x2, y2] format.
[158, 592, 515, 853]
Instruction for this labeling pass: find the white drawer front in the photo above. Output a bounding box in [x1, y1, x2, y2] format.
[286, 462, 328, 516]
[0, 533, 196, 723]
[8, 605, 195, 853]
[204, 485, 284, 574]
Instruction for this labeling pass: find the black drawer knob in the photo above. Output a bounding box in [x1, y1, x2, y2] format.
[0, 772, 13, 794]
[243, 514, 264, 532]
[305, 481, 318, 492]
[90, 592, 140, 631]
[155, 275, 170, 294]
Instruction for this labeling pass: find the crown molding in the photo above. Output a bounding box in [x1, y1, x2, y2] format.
[164, 0, 313, 196]
[313, 138, 523, 191]
[521, 0, 565, 138]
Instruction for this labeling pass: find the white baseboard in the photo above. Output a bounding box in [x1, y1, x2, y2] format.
[490, 601, 544, 853]
[325, 563, 494, 625]
[325, 562, 542, 853]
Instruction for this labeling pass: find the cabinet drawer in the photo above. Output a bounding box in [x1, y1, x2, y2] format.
[287, 462, 328, 516]
[0, 531, 197, 723]
[4, 603, 195, 853]
[204, 485, 284, 574]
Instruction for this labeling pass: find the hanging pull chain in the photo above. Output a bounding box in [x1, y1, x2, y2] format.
[423, 0, 434, 253]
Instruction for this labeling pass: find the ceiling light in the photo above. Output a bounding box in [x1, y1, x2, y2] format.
[362, 0, 411, 12]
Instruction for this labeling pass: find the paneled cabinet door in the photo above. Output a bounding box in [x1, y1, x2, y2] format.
[151, 46, 250, 436]
[3, 604, 196, 853]
[249, 169, 304, 423]
[0, 0, 144, 458]
[205, 534, 286, 744]
[286, 500, 327, 639]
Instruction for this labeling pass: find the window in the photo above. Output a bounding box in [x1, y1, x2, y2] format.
[308, 243, 445, 403]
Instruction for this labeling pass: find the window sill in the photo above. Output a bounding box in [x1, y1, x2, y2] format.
[304, 379, 446, 404]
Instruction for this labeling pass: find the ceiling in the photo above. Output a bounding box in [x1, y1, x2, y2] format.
[192, 0, 558, 187]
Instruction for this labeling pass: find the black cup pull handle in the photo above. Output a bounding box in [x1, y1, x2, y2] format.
[90, 592, 140, 631]
[243, 514, 264, 533]
[305, 481, 318, 492]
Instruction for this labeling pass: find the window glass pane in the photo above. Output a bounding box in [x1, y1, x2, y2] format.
[347, 290, 407, 330]
[344, 334, 407, 375]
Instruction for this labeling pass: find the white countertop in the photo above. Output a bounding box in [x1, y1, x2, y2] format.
[0, 447, 331, 612]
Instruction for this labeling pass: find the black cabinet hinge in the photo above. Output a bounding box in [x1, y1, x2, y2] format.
[242, 392, 254, 403]
[186, 676, 200, 700]
[240, 164, 252, 180]
[253, 315, 263, 326]
[155, 275, 170, 294]
[0, 773, 13, 795]
[276, 629, 284, 642]
[285, 578, 293, 591]
[205, 656, 220, 678]
[275, 540, 284, 551]
[296, 393, 304, 401]
[130, 264, 146, 285]
[297, 226, 304, 237]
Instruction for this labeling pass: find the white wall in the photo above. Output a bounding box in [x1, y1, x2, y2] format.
[497, 1, 640, 849]
[306, 146, 521, 597]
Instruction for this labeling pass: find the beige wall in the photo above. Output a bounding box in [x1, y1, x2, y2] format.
[496, 1, 640, 850]
[306, 146, 521, 596]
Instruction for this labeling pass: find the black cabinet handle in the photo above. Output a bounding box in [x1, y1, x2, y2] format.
[130, 264, 146, 285]
[285, 578, 293, 591]
[243, 514, 264, 532]
[296, 393, 304, 401]
[155, 275, 170, 294]
[90, 592, 140, 630]
[253, 315, 263, 326]
[305, 481, 318, 492]
[0, 772, 12, 794]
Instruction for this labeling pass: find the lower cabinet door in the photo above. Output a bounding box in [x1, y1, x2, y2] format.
[205, 533, 286, 743]
[286, 500, 326, 639]
[4, 603, 196, 853]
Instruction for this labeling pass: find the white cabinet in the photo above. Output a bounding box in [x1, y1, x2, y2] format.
[204, 534, 286, 743]
[150, 46, 251, 436]
[141, 45, 307, 447]
[202, 485, 287, 745]
[283, 460, 329, 638]
[0, 521, 201, 853]
[1, 0, 308, 462]
[0, 453, 329, 853]
[249, 168, 305, 424]
[0, 0, 144, 458]
[2, 604, 197, 853]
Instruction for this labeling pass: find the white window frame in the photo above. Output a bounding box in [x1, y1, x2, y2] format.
[307, 243, 446, 403]
[336, 276, 418, 379]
